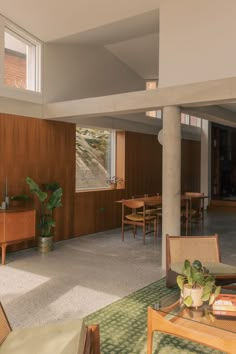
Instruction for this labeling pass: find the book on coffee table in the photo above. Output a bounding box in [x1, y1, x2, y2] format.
[213, 294, 236, 312]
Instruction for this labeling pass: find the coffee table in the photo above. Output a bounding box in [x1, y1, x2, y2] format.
[147, 292, 236, 354]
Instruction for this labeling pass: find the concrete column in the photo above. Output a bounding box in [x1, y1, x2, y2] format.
[200, 119, 209, 208]
[162, 106, 181, 269]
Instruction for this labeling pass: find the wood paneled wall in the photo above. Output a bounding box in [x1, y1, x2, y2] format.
[0, 113, 75, 250]
[0, 114, 201, 251]
[74, 132, 201, 236]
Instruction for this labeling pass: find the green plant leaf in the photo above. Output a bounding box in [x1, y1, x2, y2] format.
[214, 286, 221, 298]
[192, 271, 204, 285]
[183, 295, 193, 307]
[47, 187, 63, 210]
[177, 275, 185, 290]
[201, 291, 211, 301]
[26, 177, 48, 202]
[192, 260, 202, 270]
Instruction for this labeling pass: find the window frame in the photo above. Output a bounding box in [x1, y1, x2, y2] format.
[76, 127, 124, 192]
[0, 15, 42, 102]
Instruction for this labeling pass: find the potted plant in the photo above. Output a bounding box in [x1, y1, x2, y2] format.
[177, 259, 221, 308]
[106, 176, 123, 189]
[26, 177, 63, 252]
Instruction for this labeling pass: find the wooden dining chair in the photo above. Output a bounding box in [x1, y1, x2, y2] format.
[184, 192, 205, 234]
[122, 200, 157, 244]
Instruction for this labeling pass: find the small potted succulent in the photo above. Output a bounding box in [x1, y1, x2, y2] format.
[106, 176, 123, 189]
[177, 259, 221, 308]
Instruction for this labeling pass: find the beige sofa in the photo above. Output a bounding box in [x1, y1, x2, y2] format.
[0, 303, 100, 354]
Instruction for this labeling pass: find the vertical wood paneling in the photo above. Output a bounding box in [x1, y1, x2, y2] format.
[0, 114, 75, 250]
[0, 113, 201, 251]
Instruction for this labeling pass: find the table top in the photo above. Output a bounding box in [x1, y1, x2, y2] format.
[117, 194, 209, 203]
[153, 292, 236, 335]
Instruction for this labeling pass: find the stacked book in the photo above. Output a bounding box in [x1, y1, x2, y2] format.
[213, 294, 236, 317]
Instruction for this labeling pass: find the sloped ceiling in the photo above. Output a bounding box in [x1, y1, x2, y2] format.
[0, 0, 160, 42]
[106, 33, 159, 79]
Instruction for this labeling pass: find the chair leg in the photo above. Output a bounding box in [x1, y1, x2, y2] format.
[154, 219, 157, 240]
[122, 222, 124, 241]
[143, 224, 146, 244]
[133, 225, 136, 238]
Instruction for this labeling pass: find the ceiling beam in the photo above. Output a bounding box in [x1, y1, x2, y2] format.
[44, 76, 236, 119]
[182, 105, 236, 128]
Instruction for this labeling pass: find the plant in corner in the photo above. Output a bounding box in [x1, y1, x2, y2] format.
[26, 177, 63, 252]
[177, 259, 221, 308]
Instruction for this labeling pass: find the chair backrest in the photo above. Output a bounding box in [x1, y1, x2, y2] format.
[166, 234, 221, 271]
[0, 303, 11, 345]
[145, 195, 162, 207]
[184, 192, 204, 212]
[122, 200, 144, 209]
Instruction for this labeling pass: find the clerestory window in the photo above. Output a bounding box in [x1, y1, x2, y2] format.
[4, 24, 41, 92]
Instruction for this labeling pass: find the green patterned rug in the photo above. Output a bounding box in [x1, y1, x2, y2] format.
[85, 278, 225, 354]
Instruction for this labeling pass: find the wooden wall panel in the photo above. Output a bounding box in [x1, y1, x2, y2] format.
[0, 114, 201, 253]
[0, 114, 75, 250]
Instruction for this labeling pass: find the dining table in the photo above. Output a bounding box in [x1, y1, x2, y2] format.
[117, 194, 209, 235]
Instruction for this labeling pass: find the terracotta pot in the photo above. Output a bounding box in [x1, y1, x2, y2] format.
[182, 285, 203, 308]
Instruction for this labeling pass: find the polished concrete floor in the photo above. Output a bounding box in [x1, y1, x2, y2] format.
[0, 209, 235, 328]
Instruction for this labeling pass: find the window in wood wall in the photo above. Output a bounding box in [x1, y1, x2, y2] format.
[76, 128, 125, 191]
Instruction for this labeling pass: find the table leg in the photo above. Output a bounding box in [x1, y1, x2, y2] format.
[1, 244, 7, 265]
[147, 307, 153, 354]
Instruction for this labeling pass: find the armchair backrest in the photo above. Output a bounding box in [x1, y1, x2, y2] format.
[166, 234, 221, 271]
[0, 303, 11, 345]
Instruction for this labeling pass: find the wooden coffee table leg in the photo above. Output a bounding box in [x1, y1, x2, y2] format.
[147, 307, 153, 354]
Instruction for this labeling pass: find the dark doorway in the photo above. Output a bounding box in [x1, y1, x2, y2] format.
[212, 124, 236, 200]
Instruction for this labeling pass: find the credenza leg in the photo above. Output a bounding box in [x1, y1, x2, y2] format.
[1, 244, 6, 265]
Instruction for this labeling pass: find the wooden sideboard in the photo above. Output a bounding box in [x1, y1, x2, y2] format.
[0, 208, 36, 265]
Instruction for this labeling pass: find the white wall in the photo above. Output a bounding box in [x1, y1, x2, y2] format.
[159, 0, 236, 87]
[43, 43, 144, 103]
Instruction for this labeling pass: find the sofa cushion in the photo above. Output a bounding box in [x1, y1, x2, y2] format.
[0, 318, 86, 354]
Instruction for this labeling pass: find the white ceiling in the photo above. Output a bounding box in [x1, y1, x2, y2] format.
[0, 1, 160, 79]
[106, 33, 159, 79]
[3, 0, 235, 128]
[0, 0, 160, 42]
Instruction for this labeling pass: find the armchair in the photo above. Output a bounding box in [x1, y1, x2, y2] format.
[166, 234, 236, 288]
[0, 302, 100, 354]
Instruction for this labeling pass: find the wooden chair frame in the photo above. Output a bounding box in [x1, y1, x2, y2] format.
[0, 302, 100, 354]
[122, 200, 157, 244]
[166, 234, 236, 288]
[182, 192, 205, 235]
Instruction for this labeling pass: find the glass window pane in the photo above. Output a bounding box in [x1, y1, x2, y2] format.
[146, 80, 161, 119]
[4, 31, 27, 89]
[76, 127, 115, 190]
[4, 28, 39, 92]
[190, 116, 201, 127]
